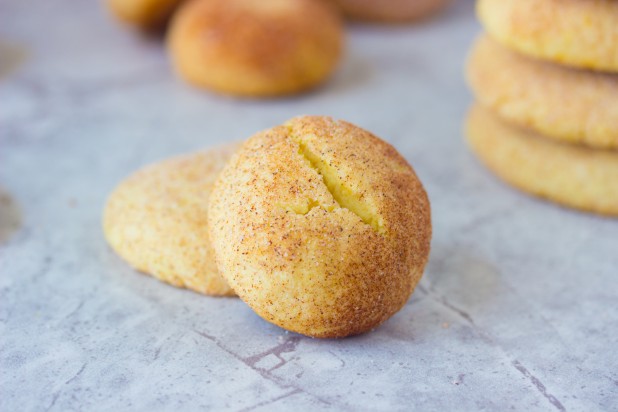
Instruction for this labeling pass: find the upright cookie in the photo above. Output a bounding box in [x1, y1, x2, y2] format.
[331, 0, 451, 23]
[477, 0, 618, 72]
[209, 116, 431, 338]
[103, 144, 239, 296]
[466, 105, 618, 216]
[467, 35, 618, 150]
[107, 0, 184, 29]
[167, 0, 343, 97]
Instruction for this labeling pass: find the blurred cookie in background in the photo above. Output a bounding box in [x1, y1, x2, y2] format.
[107, 0, 185, 29]
[331, 0, 451, 23]
[167, 0, 344, 97]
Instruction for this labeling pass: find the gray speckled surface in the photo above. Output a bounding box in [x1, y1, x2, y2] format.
[2, 1, 618, 410]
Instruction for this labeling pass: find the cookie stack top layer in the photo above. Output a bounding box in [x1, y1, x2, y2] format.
[477, 0, 618, 72]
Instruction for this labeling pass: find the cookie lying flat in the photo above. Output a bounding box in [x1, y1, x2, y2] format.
[467, 35, 618, 150]
[168, 0, 343, 97]
[466, 105, 618, 216]
[477, 0, 618, 72]
[103, 144, 239, 296]
[108, 0, 184, 29]
[331, 0, 451, 23]
[209, 116, 431, 338]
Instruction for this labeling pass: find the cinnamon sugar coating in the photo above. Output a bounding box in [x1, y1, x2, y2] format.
[104, 144, 239, 296]
[209, 116, 431, 337]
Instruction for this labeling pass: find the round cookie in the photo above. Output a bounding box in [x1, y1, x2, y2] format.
[477, 0, 618, 72]
[465, 105, 618, 216]
[107, 0, 184, 29]
[103, 144, 239, 296]
[467, 35, 618, 150]
[167, 0, 343, 97]
[209, 116, 431, 338]
[331, 0, 451, 23]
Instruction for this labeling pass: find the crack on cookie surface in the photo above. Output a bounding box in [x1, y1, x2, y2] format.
[278, 197, 322, 214]
[285, 127, 385, 234]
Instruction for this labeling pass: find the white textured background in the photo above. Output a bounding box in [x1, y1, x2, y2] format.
[1, 0, 617, 410]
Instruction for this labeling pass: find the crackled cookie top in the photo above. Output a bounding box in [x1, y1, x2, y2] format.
[208, 116, 431, 338]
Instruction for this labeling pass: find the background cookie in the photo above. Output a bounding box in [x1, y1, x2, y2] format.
[103, 144, 239, 296]
[209, 116, 431, 338]
[467, 35, 618, 150]
[167, 0, 343, 97]
[477, 0, 618, 72]
[107, 0, 184, 29]
[331, 0, 451, 23]
[466, 105, 618, 216]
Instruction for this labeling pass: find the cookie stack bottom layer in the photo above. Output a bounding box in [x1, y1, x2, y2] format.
[465, 105, 618, 216]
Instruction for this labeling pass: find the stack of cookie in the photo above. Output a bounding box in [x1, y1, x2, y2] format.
[465, 0, 618, 216]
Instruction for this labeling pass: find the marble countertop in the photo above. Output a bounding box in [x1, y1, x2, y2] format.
[2, 0, 617, 410]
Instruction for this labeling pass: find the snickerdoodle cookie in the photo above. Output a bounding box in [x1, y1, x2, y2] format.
[209, 116, 431, 338]
[477, 0, 618, 72]
[103, 144, 239, 296]
[466, 105, 618, 216]
[167, 0, 343, 97]
[108, 0, 184, 29]
[331, 0, 451, 23]
[467, 35, 618, 150]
